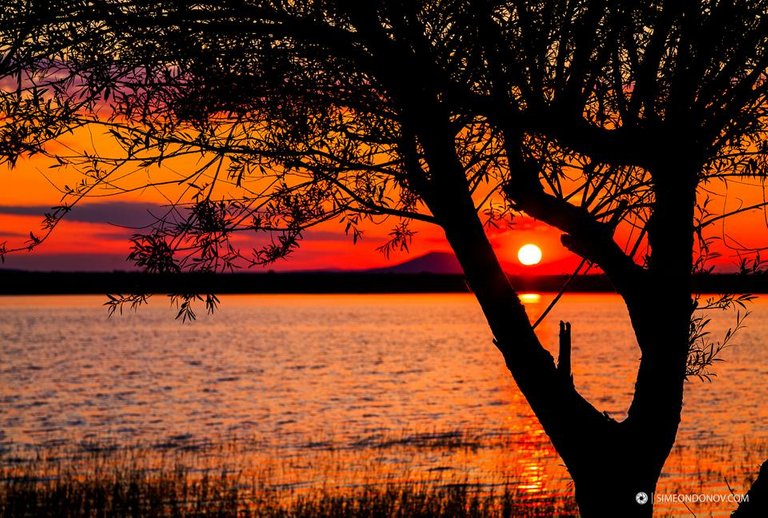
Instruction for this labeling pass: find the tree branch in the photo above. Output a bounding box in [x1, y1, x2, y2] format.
[501, 148, 643, 297]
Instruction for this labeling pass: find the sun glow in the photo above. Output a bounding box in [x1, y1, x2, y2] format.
[517, 244, 543, 266]
[519, 293, 542, 304]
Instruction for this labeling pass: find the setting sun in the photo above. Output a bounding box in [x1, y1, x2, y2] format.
[517, 244, 543, 266]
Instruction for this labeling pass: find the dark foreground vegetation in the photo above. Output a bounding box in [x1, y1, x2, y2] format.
[1, 431, 765, 517]
[1, 476, 573, 518]
[0, 436, 575, 518]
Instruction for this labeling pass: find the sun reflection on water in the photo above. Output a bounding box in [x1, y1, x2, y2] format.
[519, 293, 542, 304]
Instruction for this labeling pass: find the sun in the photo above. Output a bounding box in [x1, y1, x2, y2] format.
[517, 243, 543, 266]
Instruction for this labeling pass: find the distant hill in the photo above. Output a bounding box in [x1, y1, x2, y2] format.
[366, 251, 462, 274]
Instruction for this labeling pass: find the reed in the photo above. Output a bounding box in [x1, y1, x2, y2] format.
[2, 430, 766, 517]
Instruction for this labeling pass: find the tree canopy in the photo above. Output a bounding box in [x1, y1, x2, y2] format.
[5, 1, 768, 278]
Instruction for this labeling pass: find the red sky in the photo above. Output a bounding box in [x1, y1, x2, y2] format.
[1, 132, 767, 274]
[0, 201, 579, 274]
[0, 168, 574, 274]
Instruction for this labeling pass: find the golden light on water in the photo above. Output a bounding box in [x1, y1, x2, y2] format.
[517, 244, 543, 265]
[519, 293, 542, 304]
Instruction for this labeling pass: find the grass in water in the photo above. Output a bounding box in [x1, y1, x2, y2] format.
[0, 430, 576, 517]
[2, 429, 766, 517]
[1, 474, 574, 517]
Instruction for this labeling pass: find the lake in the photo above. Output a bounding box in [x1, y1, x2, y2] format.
[1, 293, 767, 516]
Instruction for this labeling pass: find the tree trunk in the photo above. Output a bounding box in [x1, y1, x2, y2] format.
[436, 202, 678, 517]
[732, 460, 768, 517]
[410, 97, 696, 517]
[573, 459, 657, 517]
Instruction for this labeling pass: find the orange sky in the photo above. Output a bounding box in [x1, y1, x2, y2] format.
[1, 128, 766, 274]
[0, 161, 577, 273]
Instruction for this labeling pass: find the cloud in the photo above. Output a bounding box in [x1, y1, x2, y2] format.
[302, 230, 359, 242]
[0, 201, 167, 228]
[0, 253, 136, 272]
[0, 231, 28, 239]
[90, 230, 135, 241]
[0, 204, 384, 242]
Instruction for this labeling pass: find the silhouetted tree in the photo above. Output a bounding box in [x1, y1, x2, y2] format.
[0, 1, 89, 166]
[5, 1, 768, 516]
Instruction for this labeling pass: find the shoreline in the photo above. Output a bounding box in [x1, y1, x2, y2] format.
[1, 270, 766, 295]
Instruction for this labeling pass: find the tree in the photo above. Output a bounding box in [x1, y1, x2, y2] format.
[0, 0, 89, 166]
[5, 1, 768, 516]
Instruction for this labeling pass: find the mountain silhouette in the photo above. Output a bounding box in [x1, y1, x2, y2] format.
[366, 251, 463, 274]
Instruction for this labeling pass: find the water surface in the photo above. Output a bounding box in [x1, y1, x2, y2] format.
[2, 293, 767, 515]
